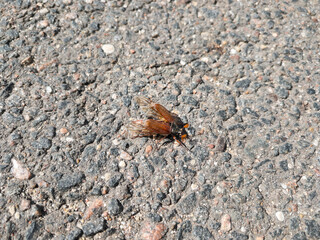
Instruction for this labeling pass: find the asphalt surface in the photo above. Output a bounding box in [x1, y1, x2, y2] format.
[0, 0, 320, 239]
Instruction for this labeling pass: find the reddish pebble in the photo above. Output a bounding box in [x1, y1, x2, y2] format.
[120, 151, 133, 161]
[221, 214, 232, 232]
[38, 180, 49, 188]
[11, 159, 31, 180]
[60, 128, 68, 134]
[145, 145, 153, 155]
[83, 198, 104, 220]
[140, 222, 167, 240]
[20, 199, 31, 211]
[208, 144, 215, 149]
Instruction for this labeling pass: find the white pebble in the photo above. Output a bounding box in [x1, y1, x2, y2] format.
[11, 159, 31, 180]
[65, 137, 74, 142]
[190, 184, 198, 191]
[39, 8, 49, 15]
[275, 211, 285, 221]
[112, 139, 121, 146]
[230, 48, 237, 55]
[102, 44, 115, 55]
[46, 86, 53, 94]
[119, 161, 126, 168]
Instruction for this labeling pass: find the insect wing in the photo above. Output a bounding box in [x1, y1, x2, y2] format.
[136, 96, 176, 123]
[128, 119, 171, 138]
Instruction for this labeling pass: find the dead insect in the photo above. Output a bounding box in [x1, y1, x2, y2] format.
[128, 97, 190, 150]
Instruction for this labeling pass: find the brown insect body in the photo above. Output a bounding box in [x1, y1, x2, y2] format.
[129, 119, 172, 138]
[129, 97, 190, 150]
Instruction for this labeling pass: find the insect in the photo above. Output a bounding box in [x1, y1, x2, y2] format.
[128, 96, 190, 150]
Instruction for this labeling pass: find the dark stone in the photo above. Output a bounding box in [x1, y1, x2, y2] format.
[290, 217, 300, 229]
[292, 232, 307, 240]
[192, 225, 213, 240]
[195, 205, 209, 224]
[215, 135, 226, 152]
[202, 8, 220, 19]
[242, 107, 260, 118]
[177, 221, 192, 240]
[149, 213, 162, 222]
[305, 220, 320, 238]
[234, 79, 251, 89]
[91, 186, 102, 196]
[83, 133, 97, 145]
[217, 110, 228, 121]
[0, 82, 14, 98]
[122, 96, 132, 107]
[31, 137, 52, 150]
[210, 222, 221, 230]
[178, 193, 197, 214]
[109, 148, 120, 156]
[231, 231, 249, 240]
[57, 172, 85, 191]
[199, 110, 208, 118]
[156, 192, 166, 201]
[107, 198, 123, 216]
[307, 88, 315, 95]
[67, 227, 83, 240]
[150, 157, 167, 167]
[82, 218, 106, 237]
[194, 146, 209, 163]
[279, 143, 293, 154]
[200, 184, 214, 199]
[221, 153, 232, 162]
[89, 22, 100, 32]
[278, 77, 292, 90]
[45, 126, 56, 138]
[82, 145, 97, 160]
[313, 102, 320, 111]
[271, 228, 283, 237]
[192, 61, 210, 72]
[2, 112, 24, 124]
[308, 191, 317, 200]
[108, 173, 123, 188]
[254, 159, 271, 170]
[276, 87, 289, 99]
[297, 140, 310, 149]
[25, 221, 38, 240]
[279, 160, 289, 171]
[181, 96, 199, 106]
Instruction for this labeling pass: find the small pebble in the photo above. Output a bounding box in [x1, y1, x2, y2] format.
[145, 145, 153, 155]
[45, 86, 53, 94]
[275, 211, 284, 221]
[102, 44, 115, 55]
[20, 199, 31, 211]
[190, 183, 199, 191]
[107, 198, 123, 216]
[8, 205, 15, 215]
[83, 198, 104, 220]
[11, 158, 31, 180]
[60, 128, 68, 134]
[140, 222, 166, 240]
[221, 214, 232, 232]
[120, 151, 132, 161]
[119, 161, 126, 168]
[14, 212, 20, 219]
[65, 12, 77, 20]
[112, 139, 121, 145]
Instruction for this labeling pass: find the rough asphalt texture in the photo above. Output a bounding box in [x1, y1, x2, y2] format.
[0, 0, 320, 239]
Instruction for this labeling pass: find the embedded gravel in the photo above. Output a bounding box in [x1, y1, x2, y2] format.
[0, 0, 320, 239]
